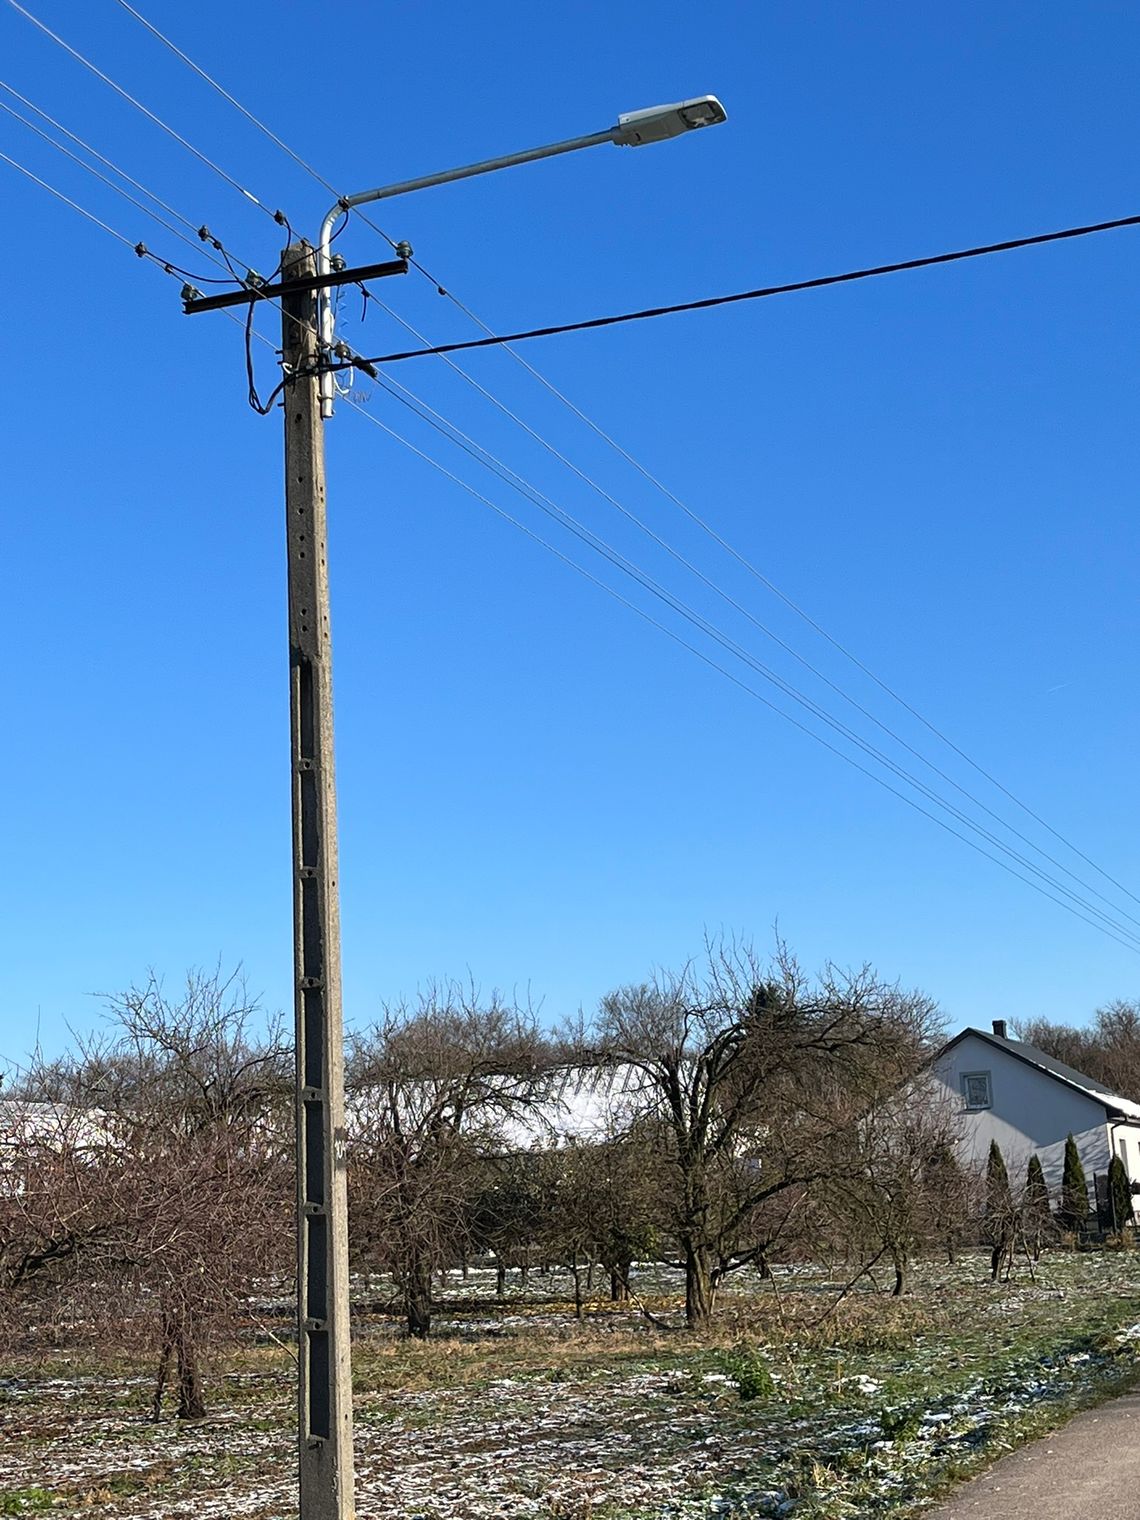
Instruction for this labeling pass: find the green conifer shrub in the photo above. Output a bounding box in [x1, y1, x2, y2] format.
[984, 1140, 1014, 1279]
[1059, 1133, 1089, 1235]
[1023, 1154, 1052, 1259]
[1108, 1153, 1132, 1233]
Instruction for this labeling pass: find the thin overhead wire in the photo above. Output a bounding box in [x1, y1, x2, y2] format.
[109, 0, 340, 201]
[445, 306, 1140, 915]
[100, 0, 1140, 918]
[0, 94, 238, 280]
[358, 301, 1139, 931]
[340, 390, 1140, 958]
[106, 0, 402, 253]
[4, 0, 282, 221]
[344, 366, 1140, 950]
[0, 140, 271, 313]
[0, 78, 204, 239]
[0, 144, 139, 249]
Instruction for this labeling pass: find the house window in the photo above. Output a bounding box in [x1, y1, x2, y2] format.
[962, 1071, 992, 1110]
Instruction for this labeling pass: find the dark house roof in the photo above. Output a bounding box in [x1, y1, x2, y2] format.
[938, 1025, 1140, 1122]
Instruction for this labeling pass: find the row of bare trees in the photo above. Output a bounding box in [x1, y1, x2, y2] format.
[341, 943, 953, 1332]
[2, 941, 988, 1410]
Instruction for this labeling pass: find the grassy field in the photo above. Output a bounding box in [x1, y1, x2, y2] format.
[5, 1250, 1140, 1518]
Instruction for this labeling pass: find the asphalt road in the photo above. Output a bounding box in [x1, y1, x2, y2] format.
[925, 1390, 1140, 1519]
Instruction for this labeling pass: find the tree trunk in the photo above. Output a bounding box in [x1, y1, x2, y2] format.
[757, 1254, 772, 1280]
[154, 1304, 206, 1420]
[570, 1250, 583, 1321]
[990, 1244, 1002, 1281]
[610, 1262, 630, 1302]
[891, 1252, 907, 1297]
[585, 1261, 595, 1292]
[406, 1255, 432, 1338]
[495, 1259, 506, 1301]
[684, 1244, 716, 1327]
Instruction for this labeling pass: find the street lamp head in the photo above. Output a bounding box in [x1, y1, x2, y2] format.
[611, 95, 727, 147]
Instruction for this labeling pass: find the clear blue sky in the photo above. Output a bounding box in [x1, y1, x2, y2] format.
[3, 0, 1139, 1064]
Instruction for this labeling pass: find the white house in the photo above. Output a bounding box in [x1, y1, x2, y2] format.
[930, 1020, 1140, 1216]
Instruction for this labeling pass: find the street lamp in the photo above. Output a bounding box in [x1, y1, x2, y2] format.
[316, 95, 727, 415]
[287, 92, 726, 1520]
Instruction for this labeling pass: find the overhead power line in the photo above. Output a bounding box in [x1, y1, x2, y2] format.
[339, 391, 1140, 959]
[350, 366, 1140, 952]
[0, 144, 141, 250]
[0, 92, 236, 282]
[334, 212, 1140, 366]
[352, 298, 1137, 932]
[4, 0, 286, 225]
[109, 0, 342, 203]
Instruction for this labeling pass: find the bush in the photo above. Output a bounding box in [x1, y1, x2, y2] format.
[721, 1344, 775, 1401]
[878, 1404, 924, 1443]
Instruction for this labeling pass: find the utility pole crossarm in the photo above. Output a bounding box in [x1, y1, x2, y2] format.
[182, 256, 407, 314]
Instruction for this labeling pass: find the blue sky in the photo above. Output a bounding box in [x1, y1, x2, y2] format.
[3, 1, 1139, 1063]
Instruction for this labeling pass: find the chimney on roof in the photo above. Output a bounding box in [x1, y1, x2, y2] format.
[992, 1019, 1008, 1039]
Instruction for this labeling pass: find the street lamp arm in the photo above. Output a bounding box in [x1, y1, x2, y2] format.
[317, 128, 614, 360]
[314, 128, 607, 413]
[339, 128, 616, 215]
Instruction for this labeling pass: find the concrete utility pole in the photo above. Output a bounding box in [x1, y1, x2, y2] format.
[280, 241, 355, 1520]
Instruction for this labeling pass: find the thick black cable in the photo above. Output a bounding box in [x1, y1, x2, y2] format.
[339, 213, 1140, 366]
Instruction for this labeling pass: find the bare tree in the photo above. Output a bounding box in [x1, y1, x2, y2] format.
[346, 982, 552, 1337]
[1, 968, 291, 1418]
[828, 1079, 965, 1295]
[542, 1126, 664, 1310]
[589, 939, 941, 1326]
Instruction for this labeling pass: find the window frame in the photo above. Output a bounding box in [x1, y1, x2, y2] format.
[961, 1070, 993, 1111]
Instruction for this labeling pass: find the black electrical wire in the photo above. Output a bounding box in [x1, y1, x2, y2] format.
[335, 212, 1140, 367]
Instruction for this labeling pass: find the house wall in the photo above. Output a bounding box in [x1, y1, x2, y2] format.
[929, 1034, 1111, 1204]
[1110, 1121, 1140, 1223]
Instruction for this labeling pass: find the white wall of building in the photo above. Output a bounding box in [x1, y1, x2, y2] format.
[930, 1033, 1111, 1203]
